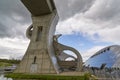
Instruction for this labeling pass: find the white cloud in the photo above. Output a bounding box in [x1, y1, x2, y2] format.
[54, 0, 95, 20]
[0, 0, 31, 38]
[98, 26, 120, 43]
[0, 38, 29, 59]
[56, 0, 120, 44]
[0, 38, 29, 49]
[84, 0, 120, 21]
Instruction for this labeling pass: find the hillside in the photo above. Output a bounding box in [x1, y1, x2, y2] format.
[0, 59, 20, 67]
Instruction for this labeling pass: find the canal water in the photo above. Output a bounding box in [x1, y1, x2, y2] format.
[0, 75, 13, 80]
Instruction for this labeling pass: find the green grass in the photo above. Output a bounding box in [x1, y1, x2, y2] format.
[5, 73, 91, 80]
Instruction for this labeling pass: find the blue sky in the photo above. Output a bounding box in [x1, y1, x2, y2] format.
[0, 0, 120, 61]
[59, 34, 111, 52]
[58, 34, 114, 61]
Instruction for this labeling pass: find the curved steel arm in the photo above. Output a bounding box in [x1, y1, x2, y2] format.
[58, 52, 77, 61]
[53, 34, 83, 71]
[26, 24, 33, 39]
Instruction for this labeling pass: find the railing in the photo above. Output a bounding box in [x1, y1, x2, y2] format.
[84, 67, 120, 80]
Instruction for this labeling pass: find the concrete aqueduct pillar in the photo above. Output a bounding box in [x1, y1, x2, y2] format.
[15, 0, 60, 74]
[15, 0, 83, 74]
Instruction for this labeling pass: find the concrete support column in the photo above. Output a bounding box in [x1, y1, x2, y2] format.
[14, 11, 60, 74]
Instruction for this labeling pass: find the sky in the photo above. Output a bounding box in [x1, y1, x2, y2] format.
[0, 0, 120, 61]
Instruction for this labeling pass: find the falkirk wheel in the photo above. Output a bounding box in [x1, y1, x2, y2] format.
[14, 0, 83, 74]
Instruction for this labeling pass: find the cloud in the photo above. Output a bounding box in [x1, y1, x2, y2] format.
[56, 0, 120, 44]
[0, 38, 29, 59]
[0, 0, 31, 38]
[54, 0, 95, 21]
[84, 0, 120, 21]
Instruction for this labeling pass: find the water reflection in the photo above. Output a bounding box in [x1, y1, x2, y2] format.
[85, 45, 120, 68]
[0, 75, 12, 80]
[85, 50, 116, 67]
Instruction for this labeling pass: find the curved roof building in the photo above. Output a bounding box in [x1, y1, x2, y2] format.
[85, 45, 120, 68]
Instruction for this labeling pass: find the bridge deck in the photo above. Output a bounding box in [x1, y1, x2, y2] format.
[21, 0, 56, 16]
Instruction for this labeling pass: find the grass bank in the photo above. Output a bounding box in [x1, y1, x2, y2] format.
[5, 73, 92, 80]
